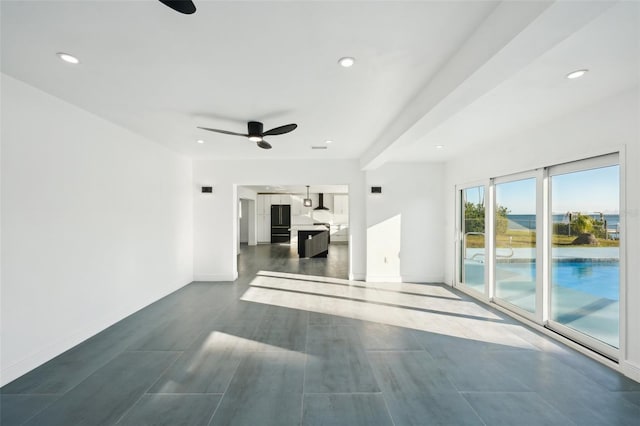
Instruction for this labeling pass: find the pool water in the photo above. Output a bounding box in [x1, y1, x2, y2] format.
[552, 261, 619, 300]
[492, 261, 619, 300]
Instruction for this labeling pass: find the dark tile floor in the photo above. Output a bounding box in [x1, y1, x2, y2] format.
[2, 244, 639, 425]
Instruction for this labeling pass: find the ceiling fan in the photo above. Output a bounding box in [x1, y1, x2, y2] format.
[198, 121, 298, 150]
[159, 0, 196, 15]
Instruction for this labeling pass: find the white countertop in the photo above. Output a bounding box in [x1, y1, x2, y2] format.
[289, 225, 329, 232]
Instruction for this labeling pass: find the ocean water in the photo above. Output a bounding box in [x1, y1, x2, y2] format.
[507, 214, 619, 230]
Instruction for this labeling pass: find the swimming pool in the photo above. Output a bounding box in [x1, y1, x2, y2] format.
[552, 260, 619, 300]
[492, 260, 619, 300]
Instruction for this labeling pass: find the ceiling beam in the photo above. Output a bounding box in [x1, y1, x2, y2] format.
[359, 0, 614, 170]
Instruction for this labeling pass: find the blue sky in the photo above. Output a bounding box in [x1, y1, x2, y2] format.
[496, 178, 536, 215]
[551, 165, 619, 215]
[466, 165, 619, 215]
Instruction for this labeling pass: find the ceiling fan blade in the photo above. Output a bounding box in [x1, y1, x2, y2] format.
[262, 123, 297, 136]
[197, 127, 248, 137]
[257, 140, 272, 150]
[159, 0, 196, 14]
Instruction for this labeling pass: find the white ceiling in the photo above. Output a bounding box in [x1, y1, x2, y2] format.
[0, 0, 497, 159]
[384, 0, 640, 163]
[2, 1, 638, 166]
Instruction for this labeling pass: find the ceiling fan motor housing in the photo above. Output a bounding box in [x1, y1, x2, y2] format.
[248, 121, 264, 137]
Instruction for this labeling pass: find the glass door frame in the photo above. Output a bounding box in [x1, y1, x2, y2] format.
[455, 180, 491, 300]
[546, 153, 623, 360]
[453, 152, 625, 361]
[491, 169, 545, 324]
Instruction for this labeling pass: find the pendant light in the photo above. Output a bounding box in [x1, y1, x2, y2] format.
[303, 185, 312, 207]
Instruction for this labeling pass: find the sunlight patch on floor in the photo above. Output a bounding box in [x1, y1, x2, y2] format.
[243, 272, 537, 350]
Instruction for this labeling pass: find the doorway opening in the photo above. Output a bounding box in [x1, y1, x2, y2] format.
[235, 184, 350, 280]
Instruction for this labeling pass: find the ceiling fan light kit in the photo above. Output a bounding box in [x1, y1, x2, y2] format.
[198, 121, 298, 150]
[57, 52, 80, 64]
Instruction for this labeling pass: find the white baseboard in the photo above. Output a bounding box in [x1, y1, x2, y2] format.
[363, 275, 445, 284]
[400, 275, 445, 284]
[621, 360, 640, 383]
[0, 280, 190, 387]
[193, 274, 237, 282]
[365, 275, 403, 283]
[1, 332, 94, 387]
[349, 273, 366, 281]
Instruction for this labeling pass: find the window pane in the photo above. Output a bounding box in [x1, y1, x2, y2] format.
[495, 178, 536, 313]
[461, 186, 485, 293]
[550, 165, 619, 348]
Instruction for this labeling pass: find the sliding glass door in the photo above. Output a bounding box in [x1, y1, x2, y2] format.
[456, 154, 621, 358]
[548, 156, 620, 353]
[494, 175, 538, 316]
[459, 185, 487, 295]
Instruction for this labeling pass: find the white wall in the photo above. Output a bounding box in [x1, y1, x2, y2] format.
[443, 88, 640, 381]
[365, 163, 445, 282]
[193, 159, 366, 281]
[0, 75, 194, 386]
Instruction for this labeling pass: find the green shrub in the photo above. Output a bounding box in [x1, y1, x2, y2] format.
[496, 206, 509, 235]
[571, 214, 593, 235]
[464, 202, 509, 234]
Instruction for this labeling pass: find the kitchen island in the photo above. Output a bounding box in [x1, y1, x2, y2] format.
[289, 225, 330, 258]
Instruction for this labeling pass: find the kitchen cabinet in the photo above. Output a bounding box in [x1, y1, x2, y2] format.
[257, 194, 269, 215]
[269, 194, 290, 205]
[297, 229, 329, 258]
[291, 194, 303, 216]
[258, 214, 271, 243]
[333, 194, 348, 215]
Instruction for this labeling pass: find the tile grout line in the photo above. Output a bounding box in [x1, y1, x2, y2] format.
[205, 354, 250, 425]
[457, 387, 488, 426]
[112, 351, 183, 425]
[304, 391, 385, 395]
[362, 349, 397, 426]
[301, 303, 311, 425]
[206, 296, 268, 426]
[142, 392, 225, 396]
[10, 394, 61, 426]
[16, 349, 181, 425]
[205, 393, 225, 426]
[0, 393, 62, 396]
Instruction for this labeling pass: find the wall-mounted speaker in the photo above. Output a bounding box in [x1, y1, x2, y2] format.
[371, 186, 382, 194]
[201, 186, 213, 193]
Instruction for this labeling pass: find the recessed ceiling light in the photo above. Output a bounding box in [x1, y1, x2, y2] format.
[57, 52, 80, 64]
[325, 140, 333, 144]
[435, 145, 444, 149]
[338, 57, 355, 68]
[566, 69, 588, 79]
[197, 139, 204, 144]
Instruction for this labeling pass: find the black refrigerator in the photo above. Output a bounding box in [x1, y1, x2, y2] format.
[271, 204, 291, 243]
